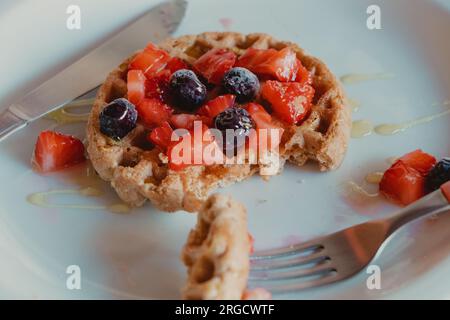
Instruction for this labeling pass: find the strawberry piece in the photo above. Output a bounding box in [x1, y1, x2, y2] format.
[261, 81, 314, 125]
[136, 98, 173, 127]
[169, 114, 211, 129]
[245, 103, 284, 152]
[129, 43, 170, 76]
[379, 150, 436, 206]
[379, 161, 426, 206]
[197, 94, 236, 119]
[236, 47, 298, 82]
[147, 121, 173, 152]
[127, 70, 146, 105]
[193, 48, 237, 84]
[32, 131, 85, 173]
[167, 125, 219, 171]
[145, 70, 171, 102]
[166, 57, 189, 74]
[398, 149, 436, 175]
[248, 233, 255, 254]
[293, 59, 313, 85]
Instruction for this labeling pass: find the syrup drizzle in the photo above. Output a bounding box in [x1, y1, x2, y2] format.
[374, 109, 450, 136]
[351, 120, 374, 138]
[46, 98, 94, 124]
[365, 172, 384, 184]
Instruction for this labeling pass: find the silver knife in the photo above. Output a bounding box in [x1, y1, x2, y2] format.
[0, 0, 187, 141]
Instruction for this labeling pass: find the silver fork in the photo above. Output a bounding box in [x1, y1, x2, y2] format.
[249, 181, 450, 293]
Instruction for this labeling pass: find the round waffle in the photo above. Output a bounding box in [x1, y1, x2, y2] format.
[86, 32, 351, 212]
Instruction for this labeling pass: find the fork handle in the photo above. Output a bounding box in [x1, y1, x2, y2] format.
[385, 181, 450, 235]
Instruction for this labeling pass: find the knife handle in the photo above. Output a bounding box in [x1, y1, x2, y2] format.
[0, 109, 27, 141]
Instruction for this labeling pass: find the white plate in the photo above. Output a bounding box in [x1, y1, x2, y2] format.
[1, 0, 450, 299]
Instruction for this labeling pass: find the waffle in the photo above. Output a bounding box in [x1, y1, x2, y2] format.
[181, 194, 250, 300]
[86, 32, 351, 212]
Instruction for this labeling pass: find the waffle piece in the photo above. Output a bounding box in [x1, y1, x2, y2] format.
[86, 32, 351, 212]
[181, 194, 250, 300]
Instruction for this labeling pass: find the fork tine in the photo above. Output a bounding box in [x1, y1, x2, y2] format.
[251, 239, 324, 260]
[249, 260, 334, 281]
[250, 250, 328, 270]
[251, 272, 341, 293]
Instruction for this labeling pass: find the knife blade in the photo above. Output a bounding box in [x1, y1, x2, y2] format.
[0, 0, 187, 141]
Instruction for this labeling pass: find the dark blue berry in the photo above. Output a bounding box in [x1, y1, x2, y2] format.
[222, 67, 260, 103]
[425, 158, 450, 193]
[169, 69, 207, 110]
[214, 107, 254, 154]
[99, 98, 137, 140]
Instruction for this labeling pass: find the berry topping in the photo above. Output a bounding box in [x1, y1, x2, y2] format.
[32, 131, 85, 173]
[136, 98, 173, 127]
[165, 57, 189, 74]
[236, 47, 298, 82]
[197, 94, 236, 120]
[193, 48, 237, 85]
[145, 70, 171, 102]
[222, 67, 260, 103]
[129, 43, 171, 77]
[147, 121, 173, 152]
[214, 107, 254, 153]
[261, 81, 314, 125]
[379, 150, 436, 206]
[425, 158, 450, 193]
[170, 114, 211, 130]
[169, 69, 207, 110]
[127, 70, 146, 105]
[245, 103, 284, 152]
[99, 98, 138, 140]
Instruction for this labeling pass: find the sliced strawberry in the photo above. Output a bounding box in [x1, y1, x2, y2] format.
[32, 131, 85, 173]
[127, 70, 146, 105]
[236, 47, 298, 82]
[145, 69, 171, 102]
[293, 59, 313, 85]
[129, 43, 170, 76]
[379, 161, 426, 206]
[193, 48, 237, 84]
[167, 125, 220, 171]
[397, 149, 436, 175]
[197, 94, 236, 119]
[147, 121, 173, 152]
[169, 113, 212, 129]
[136, 98, 173, 127]
[165, 57, 189, 74]
[261, 81, 314, 125]
[245, 103, 284, 152]
[379, 150, 436, 206]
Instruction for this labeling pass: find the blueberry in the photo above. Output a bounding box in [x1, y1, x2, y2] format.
[425, 158, 450, 193]
[222, 67, 260, 103]
[169, 69, 207, 110]
[99, 98, 137, 140]
[214, 107, 254, 154]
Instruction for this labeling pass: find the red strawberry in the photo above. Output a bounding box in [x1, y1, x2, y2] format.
[147, 121, 173, 152]
[236, 47, 298, 82]
[398, 149, 436, 175]
[293, 59, 313, 85]
[166, 57, 189, 74]
[129, 43, 170, 76]
[379, 150, 436, 206]
[261, 81, 314, 125]
[167, 125, 219, 171]
[193, 48, 237, 84]
[145, 70, 171, 102]
[197, 94, 236, 119]
[169, 114, 211, 129]
[32, 131, 85, 173]
[137, 98, 173, 127]
[245, 103, 284, 152]
[127, 70, 146, 105]
[380, 161, 425, 206]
